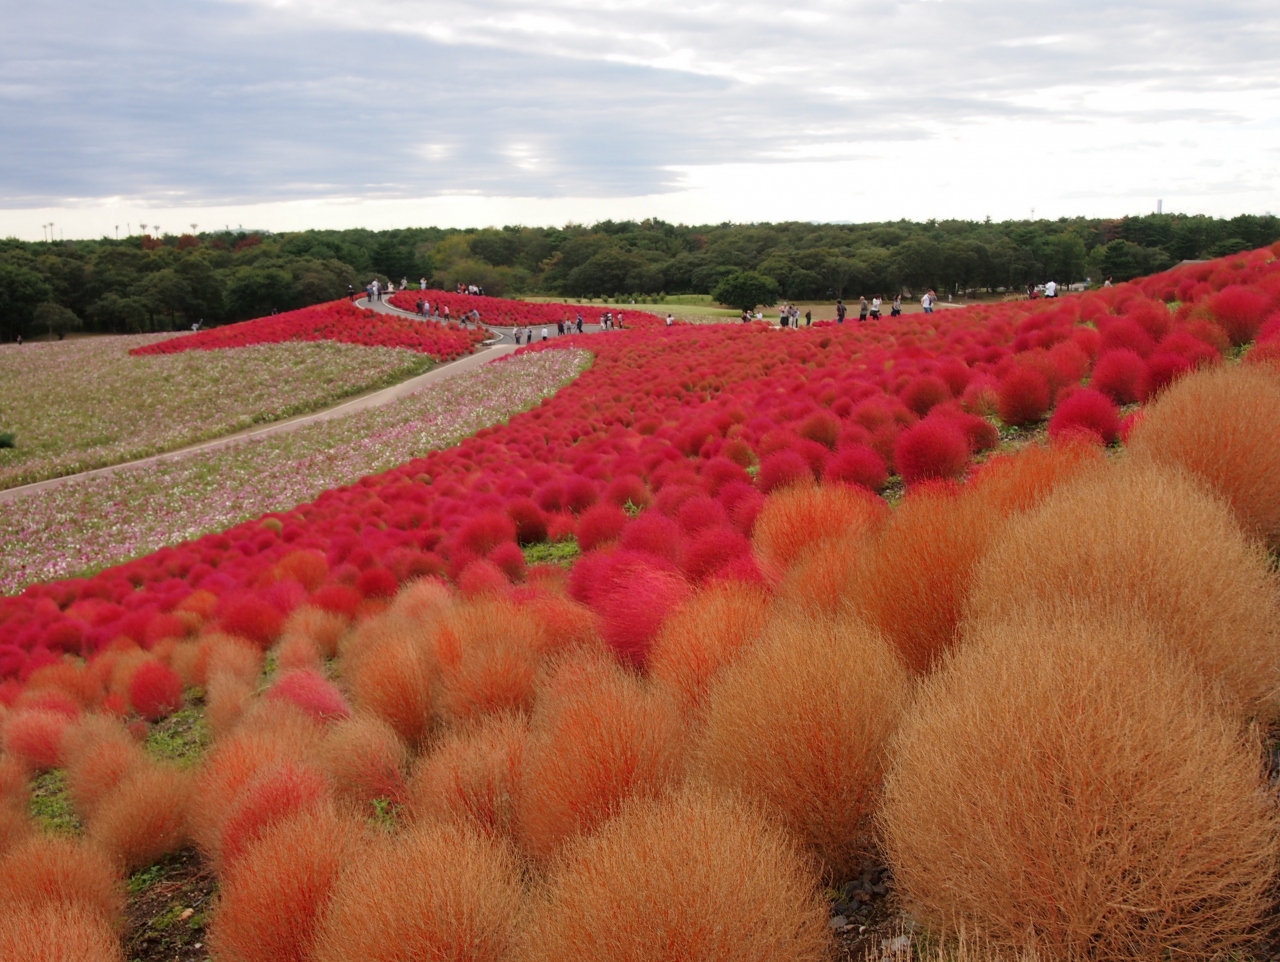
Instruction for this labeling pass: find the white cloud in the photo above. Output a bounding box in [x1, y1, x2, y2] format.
[0, 0, 1277, 237]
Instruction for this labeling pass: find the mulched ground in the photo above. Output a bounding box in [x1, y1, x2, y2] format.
[124, 848, 216, 962]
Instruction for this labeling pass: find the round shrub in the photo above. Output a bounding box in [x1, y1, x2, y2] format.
[516, 787, 831, 962]
[881, 618, 1279, 962]
[995, 367, 1051, 426]
[756, 450, 813, 494]
[696, 615, 911, 879]
[1046, 388, 1119, 445]
[900, 375, 951, 416]
[1089, 348, 1146, 403]
[822, 444, 888, 492]
[1208, 284, 1270, 345]
[751, 483, 888, 580]
[894, 418, 970, 484]
[1128, 362, 1280, 548]
[576, 503, 628, 552]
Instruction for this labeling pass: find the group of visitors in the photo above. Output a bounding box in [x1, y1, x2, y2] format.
[774, 304, 813, 328]
[457, 283, 486, 296]
[832, 293, 913, 323]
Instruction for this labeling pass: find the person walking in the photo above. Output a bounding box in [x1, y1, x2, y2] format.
[891, 295, 902, 317]
[921, 290, 934, 314]
[836, 299, 847, 323]
[870, 296, 882, 320]
[1045, 279, 1058, 298]
[515, 328, 522, 345]
[576, 315, 584, 333]
[541, 326, 549, 341]
[347, 283, 355, 301]
[859, 296, 869, 323]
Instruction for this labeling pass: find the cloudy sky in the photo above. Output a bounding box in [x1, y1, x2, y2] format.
[2, 0, 1278, 238]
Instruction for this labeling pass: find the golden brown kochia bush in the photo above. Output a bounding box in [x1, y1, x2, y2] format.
[695, 615, 911, 879]
[189, 712, 324, 862]
[310, 820, 521, 962]
[208, 803, 365, 962]
[340, 613, 439, 748]
[648, 582, 773, 711]
[516, 787, 831, 962]
[0, 903, 124, 962]
[279, 604, 350, 660]
[86, 762, 193, 871]
[855, 482, 1003, 673]
[433, 598, 545, 724]
[0, 802, 32, 856]
[964, 460, 1280, 717]
[62, 716, 148, 820]
[318, 713, 409, 808]
[752, 483, 888, 581]
[1128, 362, 1280, 548]
[408, 712, 528, 836]
[514, 649, 686, 862]
[880, 618, 1279, 962]
[0, 835, 123, 924]
[205, 671, 255, 739]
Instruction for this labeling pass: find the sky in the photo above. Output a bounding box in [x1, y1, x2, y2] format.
[1, 0, 1278, 239]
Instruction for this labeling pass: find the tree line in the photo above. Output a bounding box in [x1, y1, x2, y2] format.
[2, 213, 1277, 340]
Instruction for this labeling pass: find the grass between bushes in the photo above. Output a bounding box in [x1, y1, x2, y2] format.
[0, 335, 433, 490]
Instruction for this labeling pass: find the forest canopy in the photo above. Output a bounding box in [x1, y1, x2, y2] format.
[2, 212, 1276, 340]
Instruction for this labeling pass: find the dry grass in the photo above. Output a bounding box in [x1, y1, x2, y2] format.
[514, 648, 686, 861]
[311, 820, 521, 962]
[695, 614, 912, 879]
[881, 616, 1279, 962]
[1128, 362, 1280, 548]
[647, 581, 773, 710]
[964, 459, 1280, 717]
[516, 786, 832, 962]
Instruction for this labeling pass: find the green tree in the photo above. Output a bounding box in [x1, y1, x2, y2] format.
[34, 301, 83, 340]
[86, 293, 152, 333]
[712, 271, 780, 312]
[225, 267, 293, 320]
[0, 263, 52, 340]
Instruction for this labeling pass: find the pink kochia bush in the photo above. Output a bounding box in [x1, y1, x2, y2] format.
[3, 244, 1280, 680]
[1047, 388, 1120, 445]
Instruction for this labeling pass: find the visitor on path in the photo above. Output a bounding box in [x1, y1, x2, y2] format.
[666, 313, 674, 327]
[891, 295, 902, 317]
[779, 304, 788, 326]
[576, 315, 584, 333]
[804, 309, 812, 326]
[515, 329, 522, 345]
[420, 277, 427, 290]
[1104, 276, 1113, 288]
[859, 296, 869, 322]
[921, 290, 935, 313]
[1045, 279, 1058, 298]
[836, 299, 847, 323]
[526, 326, 533, 344]
[443, 306, 451, 322]
[541, 326, 549, 341]
[617, 311, 624, 328]
[557, 319, 565, 335]
[870, 296, 882, 320]
[347, 284, 355, 301]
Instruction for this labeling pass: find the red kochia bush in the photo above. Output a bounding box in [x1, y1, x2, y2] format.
[1047, 388, 1120, 445]
[506, 498, 549, 544]
[1090, 349, 1146, 403]
[996, 367, 1051, 426]
[219, 762, 331, 870]
[900, 375, 951, 416]
[2, 709, 72, 770]
[822, 444, 888, 492]
[221, 596, 284, 649]
[268, 669, 351, 722]
[757, 450, 813, 493]
[1209, 285, 1270, 345]
[576, 503, 628, 551]
[894, 418, 970, 484]
[128, 661, 184, 721]
[593, 558, 691, 667]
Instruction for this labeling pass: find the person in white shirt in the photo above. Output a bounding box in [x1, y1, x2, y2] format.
[1045, 280, 1058, 298]
[419, 277, 427, 290]
[541, 326, 548, 341]
[666, 314, 674, 327]
[870, 296, 882, 320]
[920, 291, 932, 314]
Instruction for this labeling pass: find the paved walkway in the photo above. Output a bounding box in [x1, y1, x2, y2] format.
[0, 336, 518, 504]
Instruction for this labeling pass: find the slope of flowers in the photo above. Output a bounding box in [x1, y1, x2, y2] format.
[132, 299, 487, 360]
[387, 289, 666, 328]
[0, 349, 591, 596]
[0, 337, 431, 490]
[1, 243, 1278, 682]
